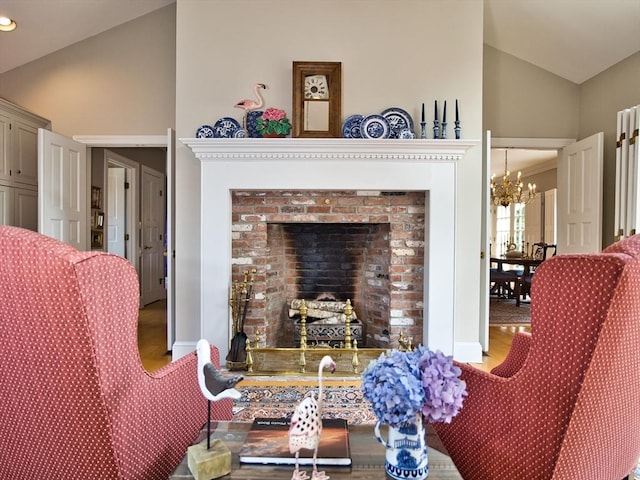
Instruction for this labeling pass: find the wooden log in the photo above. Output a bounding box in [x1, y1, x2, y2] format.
[289, 299, 347, 312]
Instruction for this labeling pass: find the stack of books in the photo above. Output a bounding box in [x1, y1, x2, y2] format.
[238, 417, 352, 467]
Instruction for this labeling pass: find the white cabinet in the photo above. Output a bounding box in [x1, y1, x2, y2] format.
[12, 120, 39, 186]
[0, 184, 38, 231]
[0, 98, 50, 230]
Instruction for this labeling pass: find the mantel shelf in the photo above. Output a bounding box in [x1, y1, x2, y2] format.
[181, 137, 479, 161]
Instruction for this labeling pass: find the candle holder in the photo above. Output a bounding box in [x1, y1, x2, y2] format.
[454, 120, 461, 139]
[420, 121, 427, 139]
[433, 120, 440, 140]
[440, 121, 447, 139]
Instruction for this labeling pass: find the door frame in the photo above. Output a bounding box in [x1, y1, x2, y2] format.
[105, 149, 139, 273]
[73, 134, 174, 351]
[483, 136, 575, 350]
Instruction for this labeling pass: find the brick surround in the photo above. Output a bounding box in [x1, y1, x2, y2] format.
[231, 190, 425, 348]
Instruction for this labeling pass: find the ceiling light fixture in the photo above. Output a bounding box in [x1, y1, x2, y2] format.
[490, 149, 536, 207]
[0, 16, 17, 32]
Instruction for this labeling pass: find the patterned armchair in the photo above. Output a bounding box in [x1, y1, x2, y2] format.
[0, 226, 232, 479]
[435, 234, 640, 479]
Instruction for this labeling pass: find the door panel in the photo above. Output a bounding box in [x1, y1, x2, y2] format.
[557, 132, 603, 254]
[107, 167, 126, 257]
[166, 128, 176, 351]
[14, 121, 38, 186]
[38, 129, 87, 250]
[141, 165, 166, 306]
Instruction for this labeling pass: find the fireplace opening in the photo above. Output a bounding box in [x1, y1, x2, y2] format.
[231, 190, 425, 349]
[271, 222, 390, 347]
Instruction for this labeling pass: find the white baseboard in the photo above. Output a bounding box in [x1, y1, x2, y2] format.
[454, 341, 483, 363]
[171, 341, 197, 361]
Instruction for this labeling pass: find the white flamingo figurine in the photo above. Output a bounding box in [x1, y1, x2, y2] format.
[196, 339, 243, 449]
[288, 355, 336, 480]
[235, 83, 267, 130]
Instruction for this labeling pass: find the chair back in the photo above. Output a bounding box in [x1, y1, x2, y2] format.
[532, 242, 557, 260]
[548, 236, 640, 476]
[529, 235, 640, 477]
[0, 226, 140, 477]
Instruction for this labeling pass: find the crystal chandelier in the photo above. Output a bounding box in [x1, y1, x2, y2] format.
[490, 149, 536, 207]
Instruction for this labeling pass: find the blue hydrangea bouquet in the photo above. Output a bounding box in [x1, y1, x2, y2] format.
[362, 346, 467, 428]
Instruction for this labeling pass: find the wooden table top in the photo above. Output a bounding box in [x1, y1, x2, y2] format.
[170, 421, 462, 479]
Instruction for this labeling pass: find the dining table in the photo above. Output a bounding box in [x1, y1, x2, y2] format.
[490, 256, 544, 306]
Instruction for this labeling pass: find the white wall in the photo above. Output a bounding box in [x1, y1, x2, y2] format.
[175, 0, 484, 359]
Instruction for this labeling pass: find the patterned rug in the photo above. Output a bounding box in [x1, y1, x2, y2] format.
[489, 297, 531, 325]
[232, 377, 377, 425]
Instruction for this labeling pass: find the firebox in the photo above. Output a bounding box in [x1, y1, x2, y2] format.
[231, 190, 425, 349]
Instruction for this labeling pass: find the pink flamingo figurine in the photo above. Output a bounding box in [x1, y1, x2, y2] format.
[288, 355, 336, 480]
[235, 83, 267, 130]
[234, 83, 266, 112]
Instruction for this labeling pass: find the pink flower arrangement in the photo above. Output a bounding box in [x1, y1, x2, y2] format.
[256, 107, 292, 136]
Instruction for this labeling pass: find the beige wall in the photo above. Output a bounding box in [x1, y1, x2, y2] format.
[0, 5, 176, 137]
[176, 0, 484, 352]
[1, 0, 636, 356]
[483, 45, 580, 139]
[485, 46, 640, 249]
[579, 52, 640, 247]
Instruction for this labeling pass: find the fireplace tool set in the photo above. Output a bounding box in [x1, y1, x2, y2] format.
[226, 269, 256, 369]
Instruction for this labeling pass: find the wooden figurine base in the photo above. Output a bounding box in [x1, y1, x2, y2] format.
[187, 438, 231, 480]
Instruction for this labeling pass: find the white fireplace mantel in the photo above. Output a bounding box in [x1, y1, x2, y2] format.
[180, 137, 479, 361]
[182, 137, 476, 161]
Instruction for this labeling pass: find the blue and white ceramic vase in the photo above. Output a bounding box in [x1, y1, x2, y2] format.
[374, 414, 429, 480]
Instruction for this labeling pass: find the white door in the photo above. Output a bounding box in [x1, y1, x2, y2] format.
[544, 188, 557, 244]
[479, 130, 491, 351]
[140, 165, 166, 306]
[166, 128, 176, 350]
[557, 132, 604, 254]
[107, 166, 126, 257]
[38, 129, 87, 250]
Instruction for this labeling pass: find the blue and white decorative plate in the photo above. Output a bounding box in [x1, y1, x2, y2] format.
[246, 111, 264, 138]
[196, 125, 215, 138]
[342, 114, 364, 138]
[213, 117, 242, 138]
[361, 115, 390, 139]
[398, 128, 416, 139]
[381, 107, 414, 139]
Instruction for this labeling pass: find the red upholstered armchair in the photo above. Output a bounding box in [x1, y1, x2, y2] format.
[435, 234, 640, 479]
[0, 226, 232, 479]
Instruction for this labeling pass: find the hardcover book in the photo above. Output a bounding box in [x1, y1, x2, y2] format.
[239, 417, 352, 466]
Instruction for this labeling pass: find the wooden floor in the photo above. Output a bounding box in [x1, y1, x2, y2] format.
[137, 300, 529, 373]
[137, 299, 172, 372]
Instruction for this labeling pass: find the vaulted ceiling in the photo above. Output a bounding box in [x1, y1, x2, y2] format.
[0, 0, 637, 174]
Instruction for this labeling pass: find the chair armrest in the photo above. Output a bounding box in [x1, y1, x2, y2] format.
[490, 331, 531, 378]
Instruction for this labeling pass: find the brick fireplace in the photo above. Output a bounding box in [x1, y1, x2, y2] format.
[182, 138, 477, 361]
[231, 190, 425, 348]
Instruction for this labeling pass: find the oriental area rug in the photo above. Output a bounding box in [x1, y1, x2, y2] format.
[489, 297, 531, 325]
[232, 377, 377, 425]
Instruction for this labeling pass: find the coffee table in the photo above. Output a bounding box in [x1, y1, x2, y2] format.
[170, 421, 462, 479]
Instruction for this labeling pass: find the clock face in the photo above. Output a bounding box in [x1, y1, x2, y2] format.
[304, 75, 329, 100]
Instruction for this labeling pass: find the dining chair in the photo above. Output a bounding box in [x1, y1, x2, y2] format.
[521, 242, 557, 300]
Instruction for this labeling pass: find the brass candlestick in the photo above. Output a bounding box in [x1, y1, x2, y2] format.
[344, 299, 353, 348]
[299, 299, 308, 349]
